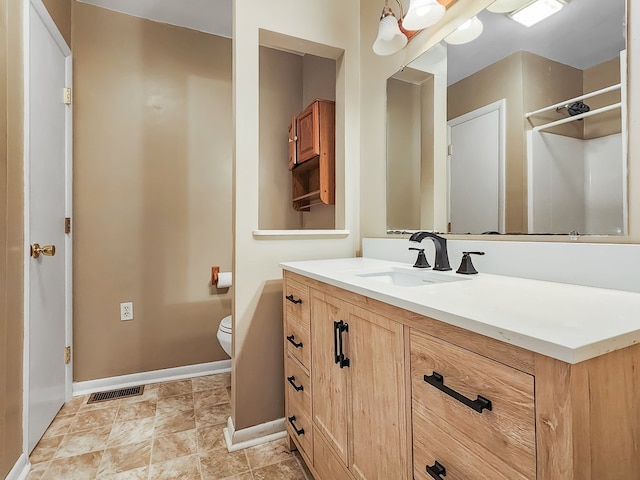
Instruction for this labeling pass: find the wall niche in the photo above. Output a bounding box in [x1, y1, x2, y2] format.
[258, 41, 338, 231]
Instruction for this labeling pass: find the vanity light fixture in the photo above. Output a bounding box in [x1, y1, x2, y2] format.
[403, 0, 446, 31]
[444, 16, 484, 45]
[509, 0, 565, 27]
[373, 0, 408, 56]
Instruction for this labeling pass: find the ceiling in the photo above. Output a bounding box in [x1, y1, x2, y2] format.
[77, 0, 232, 38]
[447, 0, 626, 85]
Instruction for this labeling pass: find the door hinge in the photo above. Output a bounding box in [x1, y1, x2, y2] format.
[65, 217, 71, 234]
[64, 346, 71, 364]
[63, 87, 72, 105]
[448, 144, 453, 156]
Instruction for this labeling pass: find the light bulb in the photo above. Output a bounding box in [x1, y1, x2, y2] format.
[402, 0, 446, 31]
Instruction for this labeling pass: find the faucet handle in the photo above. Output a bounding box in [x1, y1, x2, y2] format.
[409, 247, 430, 269]
[456, 251, 485, 275]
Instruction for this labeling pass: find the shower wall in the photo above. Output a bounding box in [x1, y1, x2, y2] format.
[529, 131, 623, 234]
[584, 133, 624, 234]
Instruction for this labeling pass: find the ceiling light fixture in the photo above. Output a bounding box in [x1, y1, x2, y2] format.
[373, 0, 408, 56]
[509, 0, 565, 27]
[444, 16, 484, 45]
[403, 0, 446, 31]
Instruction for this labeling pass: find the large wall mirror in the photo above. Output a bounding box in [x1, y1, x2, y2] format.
[386, 0, 627, 235]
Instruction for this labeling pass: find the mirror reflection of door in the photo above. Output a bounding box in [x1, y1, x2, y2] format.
[448, 100, 505, 234]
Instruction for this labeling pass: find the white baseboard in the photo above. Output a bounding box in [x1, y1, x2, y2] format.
[6, 454, 29, 480]
[72, 360, 232, 396]
[223, 416, 286, 452]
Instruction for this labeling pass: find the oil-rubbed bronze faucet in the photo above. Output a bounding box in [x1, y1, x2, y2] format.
[408, 232, 451, 271]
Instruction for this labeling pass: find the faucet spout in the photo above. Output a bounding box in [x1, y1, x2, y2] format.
[409, 232, 452, 271]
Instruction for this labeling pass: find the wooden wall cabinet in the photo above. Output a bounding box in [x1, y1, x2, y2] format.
[288, 99, 335, 211]
[283, 270, 640, 480]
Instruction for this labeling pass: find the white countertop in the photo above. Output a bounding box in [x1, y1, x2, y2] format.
[281, 257, 640, 364]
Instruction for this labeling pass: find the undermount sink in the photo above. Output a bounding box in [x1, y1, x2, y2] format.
[356, 268, 466, 287]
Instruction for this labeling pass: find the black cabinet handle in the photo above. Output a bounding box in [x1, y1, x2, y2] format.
[423, 372, 492, 413]
[287, 375, 304, 392]
[288, 415, 304, 436]
[333, 321, 340, 364]
[336, 320, 350, 368]
[426, 461, 446, 479]
[285, 294, 302, 304]
[286, 335, 303, 349]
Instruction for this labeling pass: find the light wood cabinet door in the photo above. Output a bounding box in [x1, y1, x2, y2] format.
[348, 307, 408, 480]
[310, 289, 349, 466]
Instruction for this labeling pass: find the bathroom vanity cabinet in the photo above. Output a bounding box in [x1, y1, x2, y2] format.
[282, 268, 640, 480]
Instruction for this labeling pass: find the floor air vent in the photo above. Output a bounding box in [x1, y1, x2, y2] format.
[87, 385, 144, 404]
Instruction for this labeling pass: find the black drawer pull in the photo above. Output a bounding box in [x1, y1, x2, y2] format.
[288, 415, 304, 436]
[333, 321, 340, 364]
[426, 461, 446, 479]
[287, 375, 304, 392]
[424, 372, 492, 413]
[336, 320, 350, 368]
[285, 294, 302, 304]
[286, 335, 303, 349]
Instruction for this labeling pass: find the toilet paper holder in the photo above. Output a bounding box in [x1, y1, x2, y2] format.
[211, 266, 232, 289]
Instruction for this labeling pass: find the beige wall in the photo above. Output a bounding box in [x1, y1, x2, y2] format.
[42, 0, 71, 47]
[584, 56, 622, 139]
[387, 78, 422, 229]
[233, 2, 361, 431]
[522, 51, 584, 139]
[72, 3, 233, 381]
[0, 0, 24, 475]
[420, 75, 436, 228]
[258, 47, 303, 231]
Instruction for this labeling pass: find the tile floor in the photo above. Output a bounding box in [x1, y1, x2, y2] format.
[27, 373, 313, 480]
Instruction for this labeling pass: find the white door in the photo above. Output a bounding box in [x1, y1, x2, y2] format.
[27, 1, 72, 452]
[448, 100, 505, 234]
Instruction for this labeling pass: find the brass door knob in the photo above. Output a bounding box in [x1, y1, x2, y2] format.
[31, 243, 56, 258]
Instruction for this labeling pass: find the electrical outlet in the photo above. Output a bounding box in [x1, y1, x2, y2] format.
[120, 302, 134, 321]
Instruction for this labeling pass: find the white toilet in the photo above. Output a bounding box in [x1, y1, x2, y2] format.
[217, 314, 232, 357]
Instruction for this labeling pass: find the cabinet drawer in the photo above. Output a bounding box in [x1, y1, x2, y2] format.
[286, 405, 313, 462]
[285, 355, 311, 417]
[413, 410, 532, 480]
[410, 330, 535, 479]
[284, 278, 310, 326]
[285, 317, 310, 369]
